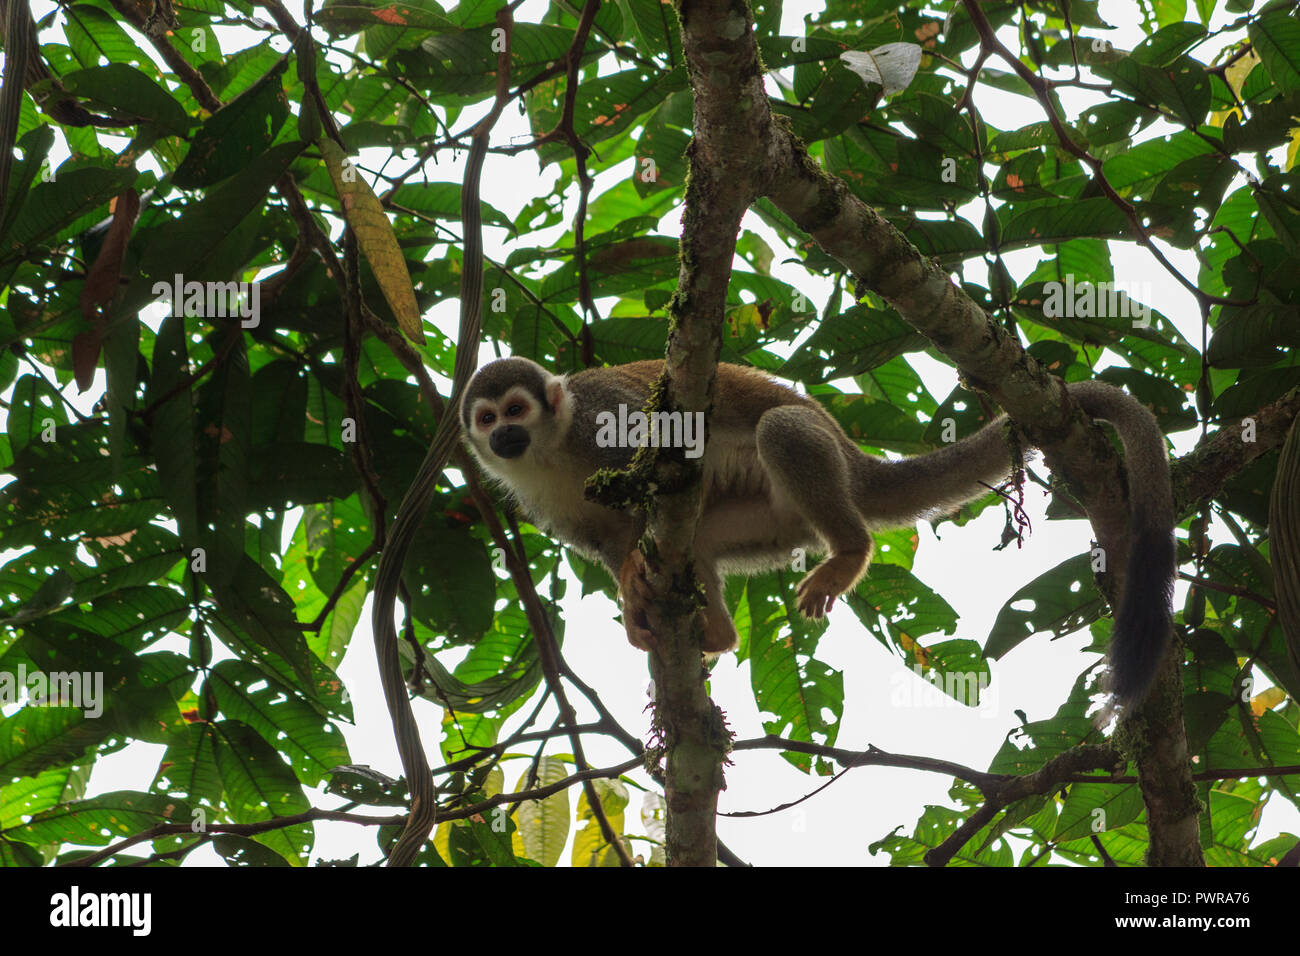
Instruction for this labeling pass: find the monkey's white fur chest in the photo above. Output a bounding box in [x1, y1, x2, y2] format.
[472, 446, 628, 561]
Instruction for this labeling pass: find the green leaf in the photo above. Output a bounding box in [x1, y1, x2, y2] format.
[62, 65, 192, 136]
[155, 722, 225, 807]
[387, 182, 514, 231]
[404, 20, 604, 100]
[899, 639, 991, 706]
[207, 660, 350, 787]
[985, 553, 1105, 660]
[103, 305, 139, 478]
[248, 442, 355, 509]
[1257, 171, 1300, 253]
[402, 525, 496, 639]
[300, 494, 372, 595]
[1101, 130, 1216, 200]
[315, 0, 457, 36]
[324, 765, 407, 808]
[194, 332, 251, 585]
[634, 101, 691, 196]
[138, 141, 304, 279]
[148, 314, 201, 550]
[1012, 280, 1197, 385]
[406, 609, 544, 723]
[1095, 366, 1197, 432]
[208, 555, 317, 687]
[847, 563, 962, 650]
[4, 374, 67, 458]
[0, 764, 89, 830]
[203, 41, 285, 102]
[1250, 9, 1300, 94]
[446, 815, 519, 867]
[0, 126, 54, 244]
[0, 706, 116, 780]
[572, 66, 687, 154]
[1091, 50, 1210, 127]
[304, 569, 367, 667]
[869, 802, 1014, 866]
[1132, 21, 1206, 68]
[821, 393, 928, 454]
[211, 720, 312, 865]
[1054, 782, 1143, 840]
[46, 586, 188, 649]
[617, 0, 684, 62]
[174, 66, 290, 188]
[782, 305, 926, 382]
[6, 791, 190, 847]
[777, 60, 881, 143]
[64, 5, 143, 69]
[213, 834, 295, 866]
[989, 673, 1102, 775]
[538, 236, 678, 303]
[749, 580, 844, 771]
[1, 437, 164, 551]
[1207, 303, 1300, 368]
[1001, 198, 1132, 245]
[67, 525, 185, 604]
[5, 165, 137, 252]
[1204, 787, 1266, 863]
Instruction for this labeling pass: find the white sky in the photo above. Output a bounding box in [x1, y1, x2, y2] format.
[3, 0, 1297, 866]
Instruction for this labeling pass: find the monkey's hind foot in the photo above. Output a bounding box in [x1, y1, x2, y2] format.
[795, 550, 870, 619]
[617, 550, 655, 650]
[700, 608, 738, 653]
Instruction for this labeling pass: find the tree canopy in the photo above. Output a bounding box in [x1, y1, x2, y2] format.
[1, 0, 1300, 869]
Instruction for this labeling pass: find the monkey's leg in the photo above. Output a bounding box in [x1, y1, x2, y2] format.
[617, 551, 736, 651]
[616, 550, 656, 649]
[697, 563, 738, 652]
[756, 407, 874, 619]
[795, 538, 875, 619]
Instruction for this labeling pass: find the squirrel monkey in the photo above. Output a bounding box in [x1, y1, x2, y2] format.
[460, 357, 1175, 712]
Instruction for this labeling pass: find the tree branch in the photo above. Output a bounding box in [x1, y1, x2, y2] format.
[623, 0, 782, 867]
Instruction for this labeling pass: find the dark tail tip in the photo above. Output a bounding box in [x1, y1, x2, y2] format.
[1104, 523, 1176, 712]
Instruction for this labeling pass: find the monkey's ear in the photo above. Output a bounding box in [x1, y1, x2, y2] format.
[546, 377, 566, 413]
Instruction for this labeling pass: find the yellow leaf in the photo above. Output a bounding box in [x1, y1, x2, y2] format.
[510, 756, 571, 866]
[1209, 49, 1260, 129]
[1250, 685, 1286, 716]
[318, 137, 424, 343]
[571, 778, 628, 867]
[727, 301, 772, 336]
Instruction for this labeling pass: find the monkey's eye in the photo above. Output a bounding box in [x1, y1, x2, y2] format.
[479, 411, 496, 426]
[506, 403, 524, 417]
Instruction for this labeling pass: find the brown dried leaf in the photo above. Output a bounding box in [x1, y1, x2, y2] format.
[75, 188, 141, 391]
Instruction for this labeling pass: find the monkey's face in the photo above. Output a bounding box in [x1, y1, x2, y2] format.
[461, 357, 571, 478]
[466, 388, 540, 461]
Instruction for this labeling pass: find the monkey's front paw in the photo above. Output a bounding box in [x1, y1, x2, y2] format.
[618, 550, 655, 650]
[795, 551, 869, 619]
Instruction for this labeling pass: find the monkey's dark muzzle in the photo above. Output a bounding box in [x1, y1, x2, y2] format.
[490, 425, 530, 459]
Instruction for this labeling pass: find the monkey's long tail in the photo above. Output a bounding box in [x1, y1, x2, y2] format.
[1065, 382, 1176, 713]
[864, 381, 1174, 711]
